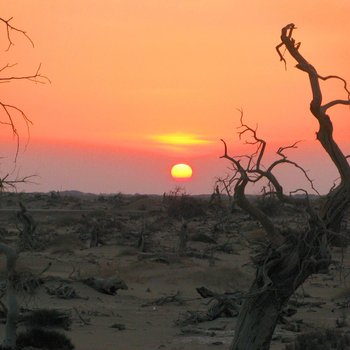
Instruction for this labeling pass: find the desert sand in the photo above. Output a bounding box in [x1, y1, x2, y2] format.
[0, 191, 349, 349]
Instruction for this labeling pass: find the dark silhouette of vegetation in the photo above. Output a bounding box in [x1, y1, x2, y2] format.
[21, 309, 72, 331]
[16, 202, 37, 251]
[285, 328, 350, 350]
[0, 16, 48, 349]
[16, 328, 74, 350]
[220, 24, 350, 349]
[163, 187, 207, 219]
[255, 193, 283, 217]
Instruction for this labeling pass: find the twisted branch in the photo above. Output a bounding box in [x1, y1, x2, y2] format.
[220, 110, 321, 247]
[278, 23, 350, 185]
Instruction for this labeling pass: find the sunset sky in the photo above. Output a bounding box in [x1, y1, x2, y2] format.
[1, 1, 349, 194]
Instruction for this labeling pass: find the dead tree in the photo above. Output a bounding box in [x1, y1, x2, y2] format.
[221, 24, 350, 350]
[137, 218, 146, 252]
[0, 18, 48, 192]
[89, 218, 104, 248]
[0, 17, 48, 349]
[177, 219, 188, 256]
[16, 202, 37, 251]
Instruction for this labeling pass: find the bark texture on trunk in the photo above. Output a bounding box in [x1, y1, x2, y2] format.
[230, 283, 284, 350]
[230, 232, 325, 350]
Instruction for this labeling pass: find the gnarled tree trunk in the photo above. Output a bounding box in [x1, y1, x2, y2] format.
[230, 233, 329, 349]
[231, 284, 290, 349]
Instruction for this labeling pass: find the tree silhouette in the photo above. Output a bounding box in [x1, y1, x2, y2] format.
[221, 24, 350, 350]
[0, 17, 48, 349]
[0, 17, 48, 192]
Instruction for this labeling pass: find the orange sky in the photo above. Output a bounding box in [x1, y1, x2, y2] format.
[1, 1, 349, 194]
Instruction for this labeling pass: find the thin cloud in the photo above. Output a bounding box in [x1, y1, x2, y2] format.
[150, 133, 213, 146]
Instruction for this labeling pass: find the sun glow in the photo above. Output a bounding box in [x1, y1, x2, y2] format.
[151, 133, 211, 146]
[171, 163, 193, 179]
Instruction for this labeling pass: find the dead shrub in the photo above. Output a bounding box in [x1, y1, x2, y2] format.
[285, 328, 350, 349]
[21, 309, 72, 330]
[16, 328, 74, 349]
[255, 195, 283, 216]
[164, 192, 207, 219]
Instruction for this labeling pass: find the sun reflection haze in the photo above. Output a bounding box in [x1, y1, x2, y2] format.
[151, 133, 212, 146]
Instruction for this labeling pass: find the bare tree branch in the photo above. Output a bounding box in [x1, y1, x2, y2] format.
[0, 63, 17, 74]
[0, 63, 50, 85]
[0, 174, 37, 193]
[321, 99, 350, 112]
[221, 131, 285, 246]
[0, 18, 49, 164]
[278, 23, 350, 184]
[318, 73, 350, 98]
[0, 17, 34, 50]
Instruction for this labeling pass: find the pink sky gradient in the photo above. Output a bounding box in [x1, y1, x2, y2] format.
[1, 1, 349, 195]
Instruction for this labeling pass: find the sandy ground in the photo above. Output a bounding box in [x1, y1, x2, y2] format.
[0, 192, 350, 349]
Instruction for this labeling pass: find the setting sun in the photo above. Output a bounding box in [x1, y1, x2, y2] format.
[171, 163, 193, 180]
